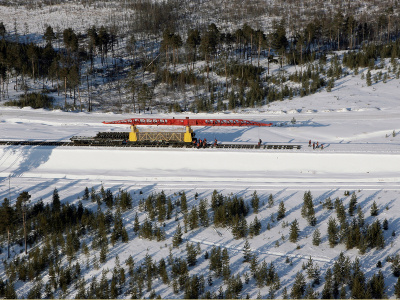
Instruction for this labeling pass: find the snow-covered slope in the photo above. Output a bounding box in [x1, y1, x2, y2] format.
[1, 71, 400, 298]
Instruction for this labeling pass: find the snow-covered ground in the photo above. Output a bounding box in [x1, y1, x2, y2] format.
[1, 71, 400, 298]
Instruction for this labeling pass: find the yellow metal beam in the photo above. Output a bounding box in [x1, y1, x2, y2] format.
[129, 125, 139, 141]
[184, 126, 193, 143]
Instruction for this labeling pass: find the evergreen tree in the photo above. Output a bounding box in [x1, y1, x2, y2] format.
[357, 205, 365, 227]
[251, 191, 260, 213]
[383, 218, 389, 230]
[327, 217, 338, 247]
[173, 223, 183, 248]
[111, 208, 127, 245]
[366, 70, 372, 86]
[268, 193, 274, 208]
[198, 199, 209, 227]
[348, 192, 357, 216]
[351, 276, 365, 299]
[304, 284, 317, 299]
[312, 228, 321, 246]
[52, 188, 61, 212]
[249, 216, 262, 237]
[301, 191, 316, 225]
[335, 199, 346, 225]
[5, 281, 17, 299]
[186, 242, 198, 267]
[290, 272, 306, 299]
[189, 206, 199, 230]
[277, 201, 286, 221]
[391, 254, 400, 277]
[289, 219, 300, 243]
[394, 276, 400, 298]
[370, 200, 378, 216]
[133, 212, 140, 234]
[242, 240, 252, 263]
[100, 244, 108, 263]
[321, 268, 333, 299]
[83, 187, 89, 200]
[368, 270, 385, 299]
[181, 191, 188, 213]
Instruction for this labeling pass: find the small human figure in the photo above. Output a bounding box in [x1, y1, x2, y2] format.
[321, 144, 324, 150]
[316, 141, 319, 148]
[309, 140, 311, 147]
[313, 142, 315, 149]
[258, 139, 262, 147]
[214, 138, 217, 147]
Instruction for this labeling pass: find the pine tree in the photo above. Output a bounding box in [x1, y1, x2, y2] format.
[173, 223, 183, 248]
[51, 188, 61, 213]
[327, 217, 338, 247]
[357, 206, 365, 227]
[189, 206, 199, 230]
[335, 199, 346, 225]
[268, 193, 274, 208]
[100, 244, 108, 263]
[391, 254, 400, 277]
[133, 212, 140, 233]
[312, 228, 321, 246]
[83, 187, 89, 200]
[290, 272, 306, 299]
[289, 219, 300, 243]
[348, 192, 357, 216]
[301, 191, 315, 225]
[198, 199, 209, 227]
[180, 191, 188, 213]
[243, 240, 252, 263]
[366, 70, 372, 86]
[394, 276, 400, 298]
[251, 191, 260, 213]
[277, 201, 286, 221]
[383, 218, 389, 230]
[370, 201, 378, 216]
[186, 242, 198, 267]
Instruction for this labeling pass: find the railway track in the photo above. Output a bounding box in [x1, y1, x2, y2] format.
[0, 140, 301, 150]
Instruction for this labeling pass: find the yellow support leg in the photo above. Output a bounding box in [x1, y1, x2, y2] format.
[184, 126, 193, 143]
[129, 125, 139, 142]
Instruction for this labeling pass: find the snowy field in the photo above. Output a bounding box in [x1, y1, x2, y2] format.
[1, 73, 400, 298]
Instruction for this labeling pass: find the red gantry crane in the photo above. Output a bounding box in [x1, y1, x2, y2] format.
[103, 117, 272, 143]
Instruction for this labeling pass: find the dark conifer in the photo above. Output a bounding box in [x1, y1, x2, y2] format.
[52, 188, 61, 213]
[277, 201, 286, 221]
[370, 201, 378, 216]
[289, 219, 300, 243]
[327, 217, 338, 247]
[251, 191, 259, 213]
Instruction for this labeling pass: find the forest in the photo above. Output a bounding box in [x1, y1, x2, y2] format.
[0, 186, 399, 298]
[0, 0, 400, 112]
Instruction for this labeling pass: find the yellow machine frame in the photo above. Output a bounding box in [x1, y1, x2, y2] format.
[129, 125, 193, 143]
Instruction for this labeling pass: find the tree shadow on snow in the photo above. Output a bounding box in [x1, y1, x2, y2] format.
[0, 145, 54, 178]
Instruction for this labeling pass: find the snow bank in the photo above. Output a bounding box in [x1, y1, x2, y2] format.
[1, 146, 399, 185]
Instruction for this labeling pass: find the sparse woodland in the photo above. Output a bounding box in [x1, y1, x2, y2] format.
[0, 0, 400, 112]
[0, 187, 398, 298]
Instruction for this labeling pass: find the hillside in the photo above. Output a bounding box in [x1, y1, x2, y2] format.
[1, 69, 400, 297]
[1, 0, 400, 298]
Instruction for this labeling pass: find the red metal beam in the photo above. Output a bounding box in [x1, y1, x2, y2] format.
[103, 117, 272, 127]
